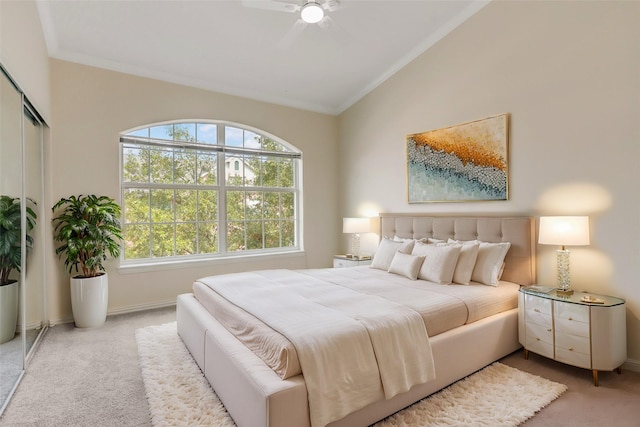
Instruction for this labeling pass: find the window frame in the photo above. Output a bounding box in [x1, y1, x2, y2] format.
[119, 120, 303, 267]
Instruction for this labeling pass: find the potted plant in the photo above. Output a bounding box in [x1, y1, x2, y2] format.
[0, 195, 37, 343]
[52, 194, 122, 328]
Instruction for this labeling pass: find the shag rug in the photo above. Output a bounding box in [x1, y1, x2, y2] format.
[136, 322, 567, 426]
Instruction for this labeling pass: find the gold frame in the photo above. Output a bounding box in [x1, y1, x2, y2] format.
[406, 114, 509, 203]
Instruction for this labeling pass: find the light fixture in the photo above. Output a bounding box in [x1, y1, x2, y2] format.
[538, 216, 590, 296]
[343, 217, 375, 259]
[300, 1, 324, 24]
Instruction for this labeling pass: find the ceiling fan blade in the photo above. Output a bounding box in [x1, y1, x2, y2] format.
[241, 0, 300, 13]
[277, 19, 308, 49]
[322, 0, 342, 12]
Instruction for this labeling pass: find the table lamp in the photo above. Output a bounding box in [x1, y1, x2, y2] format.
[538, 216, 590, 296]
[342, 217, 373, 260]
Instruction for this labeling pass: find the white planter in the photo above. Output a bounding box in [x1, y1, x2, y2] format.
[70, 273, 108, 328]
[0, 281, 19, 343]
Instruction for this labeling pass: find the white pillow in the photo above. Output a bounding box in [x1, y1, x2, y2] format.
[451, 242, 480, 285]
[411, 242, 462, 284]
[471, 242, 511, 286]
[387, 252, 425, 280]
[371, 238, 415, 271]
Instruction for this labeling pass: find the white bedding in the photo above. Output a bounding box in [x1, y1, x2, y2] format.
[193, 267, 519, 379]
[197, 269, 436, 427]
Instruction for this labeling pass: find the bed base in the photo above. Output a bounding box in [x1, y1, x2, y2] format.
[177, 292, 520, 427]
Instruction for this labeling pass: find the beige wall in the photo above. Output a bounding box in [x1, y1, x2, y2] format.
[339, 1, 640, 364]
[48, 59, 339, 322]
[0, 0, 51, 121]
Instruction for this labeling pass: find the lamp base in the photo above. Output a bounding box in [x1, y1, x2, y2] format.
[555, 288, 574, 297]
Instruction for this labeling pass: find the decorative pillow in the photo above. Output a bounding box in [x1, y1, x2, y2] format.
[371, 238, 415, 271]
[387, 252, 425, 280]
[451, 242, 480, 285]
[411, 242, 462, 284]
[427, 238, 445, 244]
[471, 242, 511, 286]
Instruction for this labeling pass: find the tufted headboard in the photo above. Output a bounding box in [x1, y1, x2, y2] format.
[379, 213, 536, 286]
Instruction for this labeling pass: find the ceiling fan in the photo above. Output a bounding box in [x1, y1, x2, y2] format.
[242, 0, 344, 47]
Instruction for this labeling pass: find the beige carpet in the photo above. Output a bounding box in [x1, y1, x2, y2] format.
[136, 322, 567, 426]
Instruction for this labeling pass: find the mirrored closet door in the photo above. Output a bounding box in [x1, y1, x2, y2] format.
[0, 64, 47, 414]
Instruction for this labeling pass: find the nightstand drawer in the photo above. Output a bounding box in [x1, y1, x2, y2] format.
[555, 316, 589, 337]
[525, 335, 554, 359]
[525, 321, 553, 345]
[555, 331, 590, 355]
[525, 309, 552, 328]
[556, 347, 591, 369]
[554, 301, 589, 323]
[525, 294, 552, 315]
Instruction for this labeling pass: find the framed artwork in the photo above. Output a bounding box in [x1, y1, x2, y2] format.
[406, 114, 509, 203]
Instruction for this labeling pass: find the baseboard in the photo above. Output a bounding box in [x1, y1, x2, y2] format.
[623, 358, 640, 373]
[48, 299, 177, 327]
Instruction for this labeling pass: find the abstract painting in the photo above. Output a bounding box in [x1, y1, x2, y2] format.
[406, 114, 509, 203]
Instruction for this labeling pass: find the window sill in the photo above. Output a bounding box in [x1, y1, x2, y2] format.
[117, 250, 306, 274]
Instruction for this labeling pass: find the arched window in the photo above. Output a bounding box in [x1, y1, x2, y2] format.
[120, 121, 301, 263]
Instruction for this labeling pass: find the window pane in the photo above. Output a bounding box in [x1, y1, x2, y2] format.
[227, 221, 245, 251]
[262, 137, 284, 152]
[198, 222, 218, 253]
[124, 188, 150, 223]
[197, 123, 217, 144]
[150, 147, 174, 183]
[225, 127, 243, 147]
[124, 224, 150, 259]
[281, 192, 294, 219]
[151, 224, 175, 257]
[244, 131, 260, 149]
[246, 221, 263, 250]
[197, 152, 217, 185]
[226, 156, 244, 186]
[281, 220, 295, 247]
[246, 192, 262, 220]
[264, 220, 280, 248]
[126, 128, 149, 138]
[226, 191, 244, 220]
[174, 149, 197, 184]
[197, 190, 217, 221]
[176, 189, 196, 222]
[123, 145, 149, 183]
[280, 158, 294, 188]
[263, 192, 279, 219]
[262, 157, 278, 187]
[176, 223, 196, 255]
[172, 123, 196, 142]
[243, 154, 260, 186]
[150, 125, 174, 140]
[150, 189, 174, 222]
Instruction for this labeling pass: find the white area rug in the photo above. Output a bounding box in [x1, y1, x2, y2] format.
[136, 322, 567, 426]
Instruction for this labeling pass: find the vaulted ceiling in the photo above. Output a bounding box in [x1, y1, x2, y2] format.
[37, 0, 487, 115]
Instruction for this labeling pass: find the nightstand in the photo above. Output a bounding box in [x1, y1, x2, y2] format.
[518, 286, 626, 386]
[333, 255, 372, 268]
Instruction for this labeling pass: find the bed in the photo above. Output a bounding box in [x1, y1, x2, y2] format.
[177, 214, 536, 427]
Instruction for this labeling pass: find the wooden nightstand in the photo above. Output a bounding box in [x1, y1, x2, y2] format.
[333, 255, 372, 268]
[518, 286, 626, 386]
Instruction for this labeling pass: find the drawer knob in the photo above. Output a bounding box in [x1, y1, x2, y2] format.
[569, 347, 574, 351]
[568, 317, 573, 321]
[536, 338, 541, 341]
[547, 328, 552, 332]
[534, 308, 540, 313]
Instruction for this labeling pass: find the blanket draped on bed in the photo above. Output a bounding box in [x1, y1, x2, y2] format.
[198, 269, 435, 427]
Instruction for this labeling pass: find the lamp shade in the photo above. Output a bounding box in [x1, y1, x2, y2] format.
[343, 217, 373, 234]
[538, 216, 590, 246]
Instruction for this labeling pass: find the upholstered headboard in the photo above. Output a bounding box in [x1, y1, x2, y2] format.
[379, 213, 536, 286]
